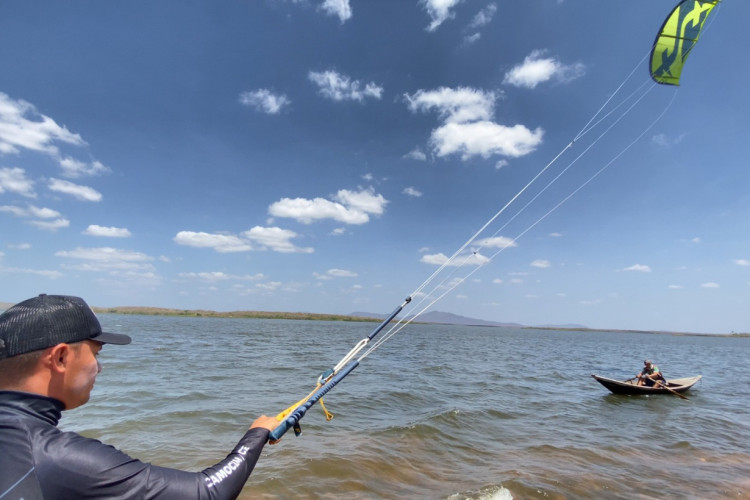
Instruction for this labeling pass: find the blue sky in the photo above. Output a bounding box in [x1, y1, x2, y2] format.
[1, 1, 747, 334]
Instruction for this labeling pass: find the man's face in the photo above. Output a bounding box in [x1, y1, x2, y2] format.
[62, 340, 102, 409]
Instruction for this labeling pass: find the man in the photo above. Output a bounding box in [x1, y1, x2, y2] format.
[636, 359, 666, 387]
[0, 294, 279, 499]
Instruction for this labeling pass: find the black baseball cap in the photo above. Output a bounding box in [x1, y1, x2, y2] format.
[0, 294, 131, 359]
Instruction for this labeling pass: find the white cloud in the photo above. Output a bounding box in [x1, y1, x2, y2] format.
[335, 188, 386, 215]
[503, 50, 585, 89]
[1, 204, 68, 231]
[239, 89, 291, 114]
[476, 236, 517, 249]
[55, 246, 155, 272]
[308, 70, 383, 102]
[652, 133, 686, 148]
[0, 92, 84, 156]
[320, 0, 352, 22]
[403, 187, 423, 197]
[0, 204, 60, 219]
[174, 231, 254, 253]
[733, 259, 750, 266]
[622, 264, 651, 272]
[421, 0, 462, 31]
[48, 178, 102, 202]
[29, 218, 70, 231]
[531, 259, 551, 268]
[243, 226, 314, 254]
[406, 87, 496, 124]
[0, 167, 35, 197]
[6, 243, 31, 250]
[701, 282, 720, 288]
[0, 266, 63, 279]
[404, 148, 427, 161]
[83, 225, 132, 238]
[463, 33, 481, 45]
[405, 87, 543, 161]
[269, 187, 387, 225]
[326, 268, 358, 277]
[469, 2, 497, 28]
[59, 157, 110, 178]
[430, 120, 543, 159]
[421, 252, 490, 266]
[178, 271, 265, 282]
[174, 226, 313, 254]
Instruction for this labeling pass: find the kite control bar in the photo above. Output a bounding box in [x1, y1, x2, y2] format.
[269, 297, 411, 441]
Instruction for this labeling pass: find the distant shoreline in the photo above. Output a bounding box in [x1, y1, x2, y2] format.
[91, 306, 748, 337]
[91, 306, 380, 323]
[1, 303, 747, 337]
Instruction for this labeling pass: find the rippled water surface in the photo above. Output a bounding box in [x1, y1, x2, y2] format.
[64, 315, 750, 499]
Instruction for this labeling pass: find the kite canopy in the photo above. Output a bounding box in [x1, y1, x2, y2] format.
[650, 0, 719, 86]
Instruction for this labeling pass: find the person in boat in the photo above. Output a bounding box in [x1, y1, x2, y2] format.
[636, 359, 666, 387]
[0, 294, 279, 500]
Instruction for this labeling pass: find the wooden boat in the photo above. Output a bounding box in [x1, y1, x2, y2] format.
[591, 374, 702, 396]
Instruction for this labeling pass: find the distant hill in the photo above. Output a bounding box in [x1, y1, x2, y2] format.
[351, 310, 524, 328]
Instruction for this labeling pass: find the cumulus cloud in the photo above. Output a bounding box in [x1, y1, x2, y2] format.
[503, 50, 585, 89]
[239, 89, 291, 114]
[430, 121, 544, 159]
[174, 231, 254, 253]
[421, 251, 490, 267]
[83, 225, 132, 238]
[55, 246, 155, 272]
[404, 148, 427, 161]
[0, 92, 84, 156]
[405, 87, 543, 161]
[320, 0, 352, 22]
[733, 259, 750, 266]
[0, 204, 60, 219]
[463, 3, 497, 44]
[0, 266, 63, 279]
[0, 93, 108, 181]
[30, 218, 70, 231]
[476, 236, 517, 249]
[59, 157, 110, 178]
[269, 187, 387, 225]
[421, 0, 462, 31]
[0, 167, 35, 197]
[403, 187, 423, 197]
[406, 87, 496, 124]
[6, 243, 31, 250]
[0, 204, 68, 231]
[48, 178, 102, 202]
[531, 259, 551, 268]
[622, 264, 651, 272]
[315, 268, 358, 280]
[178, 271, 265, 282]
[469, 2, 497, 29]
[309, 70, 383, 102]
[175, 226, 312, 254]
[243, 226, 313, 254]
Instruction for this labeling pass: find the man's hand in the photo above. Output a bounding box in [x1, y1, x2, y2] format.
[250, 415, 282, 444]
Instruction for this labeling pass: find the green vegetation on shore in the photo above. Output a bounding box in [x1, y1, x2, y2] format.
[92, 306, 380, 323]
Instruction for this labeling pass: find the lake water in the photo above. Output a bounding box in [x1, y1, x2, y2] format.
[62, 314, 750, 499]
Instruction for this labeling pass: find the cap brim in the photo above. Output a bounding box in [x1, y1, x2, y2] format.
[93, 331, 132, 345]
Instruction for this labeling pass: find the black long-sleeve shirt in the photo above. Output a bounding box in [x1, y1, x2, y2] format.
[0, 391, 269, 499]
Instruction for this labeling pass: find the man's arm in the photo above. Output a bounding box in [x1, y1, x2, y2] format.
[37, 424, 272, 499]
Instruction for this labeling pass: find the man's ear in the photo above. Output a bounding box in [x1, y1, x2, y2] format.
[46, 343, 71, 373]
